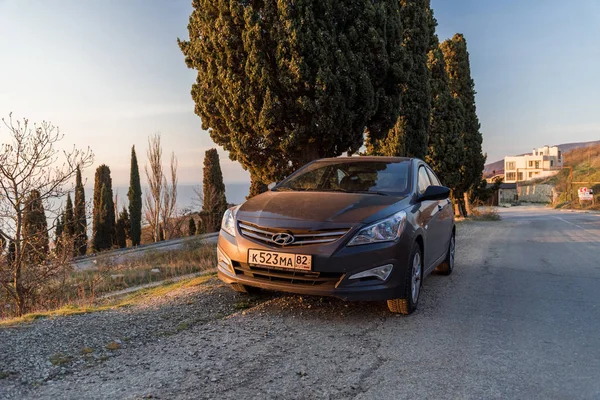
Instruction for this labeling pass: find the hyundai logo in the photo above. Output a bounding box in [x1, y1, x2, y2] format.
[272, 232, 295, 246]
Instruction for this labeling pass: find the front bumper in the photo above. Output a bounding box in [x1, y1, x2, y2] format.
[217, 228, 413, 301]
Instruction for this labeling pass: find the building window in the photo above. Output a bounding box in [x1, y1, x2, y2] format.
[535, 161, 540, 169]
[529, 161, 533, 167]
[518, 172, 524, 181]
[529, 172, 533, 178]
[506, 172, 516, 181]
[506, 161, 516, 170]
[550, 160, 554, 167]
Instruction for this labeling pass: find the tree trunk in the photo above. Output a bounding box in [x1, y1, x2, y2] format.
[454, 202, 461, 217]
[154, 208, 160, 242]
[463, 192, 472, 216]
[14, 264, 25, 316]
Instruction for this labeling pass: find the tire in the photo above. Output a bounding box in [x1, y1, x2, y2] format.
[230, 283, 260, 294]
[387, 242, 422, 315]
[436, 231, 455, 276]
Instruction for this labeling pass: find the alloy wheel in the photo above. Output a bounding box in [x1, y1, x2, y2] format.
[449, 236, 455, 270]
[411, 252, 422, 304]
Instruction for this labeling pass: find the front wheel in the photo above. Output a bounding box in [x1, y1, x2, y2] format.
[436, 232, 455, 275]
[387, 242, 422, 315]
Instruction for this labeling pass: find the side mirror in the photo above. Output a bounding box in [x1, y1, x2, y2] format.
[419, 185, 450, 202]
[267, 182, 277, 190]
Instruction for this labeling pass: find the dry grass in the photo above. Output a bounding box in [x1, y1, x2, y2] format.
[1, 238, 217, 320]
[470, 206, 501, 221]
[545, 144, 600, 208]
[78, 239, 215, 292]
[0, 268, 216, 327]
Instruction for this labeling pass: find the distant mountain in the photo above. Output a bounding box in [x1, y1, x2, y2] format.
[483, 140, 600, 177]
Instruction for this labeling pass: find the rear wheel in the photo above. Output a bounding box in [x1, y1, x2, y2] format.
[436, 232, 455, 275]
[387, 242, 422, 315]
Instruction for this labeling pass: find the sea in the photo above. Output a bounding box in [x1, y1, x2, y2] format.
[101, 182, 251, 211]
[3, 183, 251, 238]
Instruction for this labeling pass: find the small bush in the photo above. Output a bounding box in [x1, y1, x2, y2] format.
[471, 206, 501, 221]
[49, 353, 73, 366]
[105, 341, 121, 350]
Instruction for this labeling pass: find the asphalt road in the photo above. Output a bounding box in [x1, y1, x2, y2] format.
[3, 206, 600, 399]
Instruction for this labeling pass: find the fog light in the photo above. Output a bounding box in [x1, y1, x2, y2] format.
[217, 247, 234, 274]
[349, 264, 393, 281]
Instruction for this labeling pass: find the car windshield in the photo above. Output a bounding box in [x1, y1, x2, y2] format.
[275, 160, 411, 196]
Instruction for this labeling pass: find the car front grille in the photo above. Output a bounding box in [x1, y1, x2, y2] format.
[238, 220, 349, 248]
[233, 263, 343, 286]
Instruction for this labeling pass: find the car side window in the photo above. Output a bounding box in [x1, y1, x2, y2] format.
[337, 169, 346, 184]
[417, 166, 431, 195]
[426, 167, 441, 186]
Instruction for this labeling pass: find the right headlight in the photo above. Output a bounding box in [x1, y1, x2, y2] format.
[347, 210, 407, 246]
[221, 205, 241, 237]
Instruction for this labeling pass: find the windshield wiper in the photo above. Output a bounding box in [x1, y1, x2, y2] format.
[314, 188, 351, 193]
[352, 190, 390, 196]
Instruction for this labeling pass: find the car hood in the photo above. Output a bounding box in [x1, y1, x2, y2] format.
[237, 190, 406, 226]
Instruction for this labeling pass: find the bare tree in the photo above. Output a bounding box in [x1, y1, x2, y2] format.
[144, 133, 178, 242]
[144, 134, 163, 242]
[0, 114, 93, 316]
[160, 152, 178, 240]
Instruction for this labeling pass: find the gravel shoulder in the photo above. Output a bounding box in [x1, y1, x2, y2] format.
[1, 222, 482, 400]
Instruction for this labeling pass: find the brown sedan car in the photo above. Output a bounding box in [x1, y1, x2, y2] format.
[217, 157, 455, 314]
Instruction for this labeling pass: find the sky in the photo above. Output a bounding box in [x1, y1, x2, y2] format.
[1, 0, 599, 189]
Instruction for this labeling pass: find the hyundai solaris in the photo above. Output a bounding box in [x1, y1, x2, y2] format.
[217, 157, 456, 314]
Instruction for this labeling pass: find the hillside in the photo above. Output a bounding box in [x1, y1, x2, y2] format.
[484, 140, 600, 176]
[544, 143, 600, 208]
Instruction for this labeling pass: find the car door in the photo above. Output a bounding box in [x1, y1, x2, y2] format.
[426, 167, 453, 252]
[416, 165, 444, 268]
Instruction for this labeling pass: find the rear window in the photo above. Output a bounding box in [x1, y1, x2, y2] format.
[276, 159, 412, 196]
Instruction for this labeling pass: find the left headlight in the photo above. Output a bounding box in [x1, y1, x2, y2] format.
[221, 205, 241, 237]
[347, 210, 407, 246]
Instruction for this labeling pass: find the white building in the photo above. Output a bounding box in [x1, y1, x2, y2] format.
[504, 145, 563, 183]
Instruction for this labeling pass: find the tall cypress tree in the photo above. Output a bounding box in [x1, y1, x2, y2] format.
[188, 217, 196, 236]
[440, 33, 486, 209]
[64, 193, 74, 238]
[366, 0, 431, 159]
[128, 146, 142, 246]
[92, 165, 115, 251]
[179, 1, 404, 187]
[115, 207, 128, 249]
[7, 240, 16, 266]
[202, 149, 228, 232]
[425, 8, 465, 194]
[22, 190, 49, 265]
[54, 215, 64, 255]
[73, 166, 88, 256]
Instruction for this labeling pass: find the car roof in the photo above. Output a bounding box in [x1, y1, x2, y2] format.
[316, 156, 416, 163]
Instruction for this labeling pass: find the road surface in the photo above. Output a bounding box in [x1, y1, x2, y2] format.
[1, 206, 599, 399]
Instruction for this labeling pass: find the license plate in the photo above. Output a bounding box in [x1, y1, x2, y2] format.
[248, 249, 312, 271]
